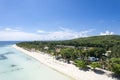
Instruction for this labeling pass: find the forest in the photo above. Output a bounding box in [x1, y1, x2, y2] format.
[17, 35, 120, 77]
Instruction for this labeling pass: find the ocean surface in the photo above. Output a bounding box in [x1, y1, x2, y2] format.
[0, 41, 72, 80]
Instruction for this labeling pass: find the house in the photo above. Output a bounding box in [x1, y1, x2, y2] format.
[104, 50, 111, 56]
[56, 48, 61, 53]
[44, 46, 49, 50]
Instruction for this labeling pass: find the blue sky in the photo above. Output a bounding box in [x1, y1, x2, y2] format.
[0, 0, 120, 41]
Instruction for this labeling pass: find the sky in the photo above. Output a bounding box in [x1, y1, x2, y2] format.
[0, 0, 120, 41]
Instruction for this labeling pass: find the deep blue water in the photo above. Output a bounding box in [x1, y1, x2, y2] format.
[0, 41, 21, 46]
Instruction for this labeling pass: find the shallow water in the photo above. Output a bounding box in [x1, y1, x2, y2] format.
[0, 43, 73, 80]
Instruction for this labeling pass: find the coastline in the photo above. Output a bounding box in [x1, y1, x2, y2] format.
[12, 44, 115, 80]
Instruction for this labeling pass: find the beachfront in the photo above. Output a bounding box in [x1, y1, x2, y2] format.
[13, 45, 115, 80]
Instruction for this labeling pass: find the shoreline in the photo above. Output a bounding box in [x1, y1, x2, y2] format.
[12, 44, 115, 80]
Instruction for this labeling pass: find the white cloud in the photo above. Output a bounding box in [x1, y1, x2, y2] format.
[0, 27, 94, 41]
[5, 28, 12, 31]
[4, 27, 20, 32]
[100, 30, 114, 35]
[0, 30, 40, 41]
[59, 27, 72, 32]
[37, 30, 45, 33]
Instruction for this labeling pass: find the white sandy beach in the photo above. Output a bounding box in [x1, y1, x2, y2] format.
[12, 45, 115, 80]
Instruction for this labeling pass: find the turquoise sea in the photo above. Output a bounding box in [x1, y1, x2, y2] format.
[0, 41, 72, 80]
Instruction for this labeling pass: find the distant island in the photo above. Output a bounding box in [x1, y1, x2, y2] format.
[15, 35, 120, 80]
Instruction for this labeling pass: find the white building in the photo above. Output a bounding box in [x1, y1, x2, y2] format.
[89, 57, 99, 61]
[44, 46, 49, 50]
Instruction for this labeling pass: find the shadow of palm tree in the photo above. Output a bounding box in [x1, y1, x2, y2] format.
[79, 67, 91, 72]
[111, 73, 120, 80]
[93, 69, 105, 75]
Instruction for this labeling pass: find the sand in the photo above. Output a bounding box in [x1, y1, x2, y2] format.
[12, 45, 115, 80]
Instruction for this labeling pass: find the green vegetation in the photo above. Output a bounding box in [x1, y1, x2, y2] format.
[90, 62, 101, 70]
[17, 35, 120, 76]
[108, 58, 120, 75]
[74, 60, 87, 69]
[61, 48, 76, 63]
